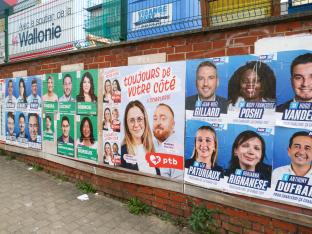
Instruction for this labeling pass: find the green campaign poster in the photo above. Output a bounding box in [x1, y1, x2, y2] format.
[42, 73, 59, 112]
[76, 69, 98, 115]
[43, 113, 54, 141]
[57, 114, 75, 157]
[58, 72, 77, 114]
[76, 115, 98, 162]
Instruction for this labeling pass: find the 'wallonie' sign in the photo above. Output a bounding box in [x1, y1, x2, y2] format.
[8, 0, 85, 62]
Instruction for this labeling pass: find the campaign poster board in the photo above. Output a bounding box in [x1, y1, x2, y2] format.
[57, 114, 75, 157]
[76, 69, 98, 115]
[42, 73, 59, 112]
[102, 68, 124, 166]
[111, 61, 185, 179]
[76, 115, 98, 162]
[58, 71, 77, 114]
[0, 79, 5, 142]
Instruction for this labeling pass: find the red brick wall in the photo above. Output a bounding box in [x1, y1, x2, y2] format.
[1, 18, 311, 79]
[2, 17, 312, 233]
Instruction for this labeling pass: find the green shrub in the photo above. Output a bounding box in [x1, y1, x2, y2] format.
[127, 197, 151, 215]
[76, 181, 96, 193]
[33, 164, 43, 171]
[56, 174, 69, 182]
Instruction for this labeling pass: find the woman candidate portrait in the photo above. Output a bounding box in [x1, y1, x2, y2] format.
[185, 126, 223, 173]
[111, 108, 121, 132]
[112, 79, 121, 103]
[16, 78, 27, 104]
[120, 100, 159, 175]
[225, 130, 272, 182]
[43, 76, 58, 102]
[76, 72, 97, 102]
[44, 115, 53, 134]
[104, 142, 114, 166]
[103, 107, 112, 131]
[77, 117, 96, 148]
[228, 61, 276, 107]
[103, 79, 113, 103]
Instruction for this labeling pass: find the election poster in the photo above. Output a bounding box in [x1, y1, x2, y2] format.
[185, 57, 229, 123]
[16, 77, 28, 111]
[4, 78, 17, 110]
[102, 68, 124, 166]
[27, 112, 42, 150]
[26, 76, 42, 112]
[223, 124, 274, 198]
[275, 50, 312, 129]
[76, 69, 98, 115]
[226, 54, 277, 126]
[0, 79, 5, 142]
[58, 71, 77, 114]
[272, 127, 312, 208]
[15, 111, 28, 148]
[42, 112, 57, 155]
[184, 119, 227, 190]
[76, 115, 98, 162]
[5, 111, 17, 145]
[42, 73, 59, 112]
[57, 114, 75, 157]
[109, 62, 185, 179]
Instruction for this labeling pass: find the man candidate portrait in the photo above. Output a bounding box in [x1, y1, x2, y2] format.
[277, 53, 312, 112]
[272, 131, 312, 185]
[59, 74, 75, 102]
[153, 103, 183, 180]
[28, 113, 40, 143]
[186, 61, 227, 114]
[27, 78, 42, 108]
[57, 116, 74, 144]
[5, 79, 17, 108]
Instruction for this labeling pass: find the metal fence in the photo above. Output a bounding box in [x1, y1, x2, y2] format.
[1, 0, 311, 62]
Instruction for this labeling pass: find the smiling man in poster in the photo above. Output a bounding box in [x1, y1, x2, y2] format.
[27, 78, 42, 109]
[277, 53, 312, 112]
[272, 131, 312, 186]
[186, 61, 227, 115]
[153, 103, 183, 180]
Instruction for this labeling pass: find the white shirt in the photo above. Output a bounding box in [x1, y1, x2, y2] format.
[272, 165, 312, 186]
[135, 144, 156, 175]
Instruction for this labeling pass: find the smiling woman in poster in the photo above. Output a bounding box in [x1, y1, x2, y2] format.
[112, 79, 121, 103]
[43, 76, 58, 102]
[77, 117, 97, 148]
[228, 61, 276, 107]
[103, 79, 113, 103]
[17, 78, 27, 105]
[225, 130, 272, 182]
[121, 100, 159, 175]
[185, 126, 223, 172]
[103, 108, 112, 131]
[104, 142, 114, 166]
[76, 72, 98, 102]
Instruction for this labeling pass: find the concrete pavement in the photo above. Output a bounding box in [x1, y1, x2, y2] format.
[0, 155, 189, 234]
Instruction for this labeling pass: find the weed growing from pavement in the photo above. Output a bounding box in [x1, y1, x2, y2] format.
[188, 202, 220, 234]
[5, 155, 15, 161]
[76, 181, 96, 193]
[56, 174, 69, 182]
[127, 197, 151, 215]
[33, 164, 43, 171]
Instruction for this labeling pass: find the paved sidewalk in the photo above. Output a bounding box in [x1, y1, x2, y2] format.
[0, 156, 189, 234]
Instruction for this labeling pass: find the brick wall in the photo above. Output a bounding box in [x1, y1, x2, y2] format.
[1, 16, 312, 233]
